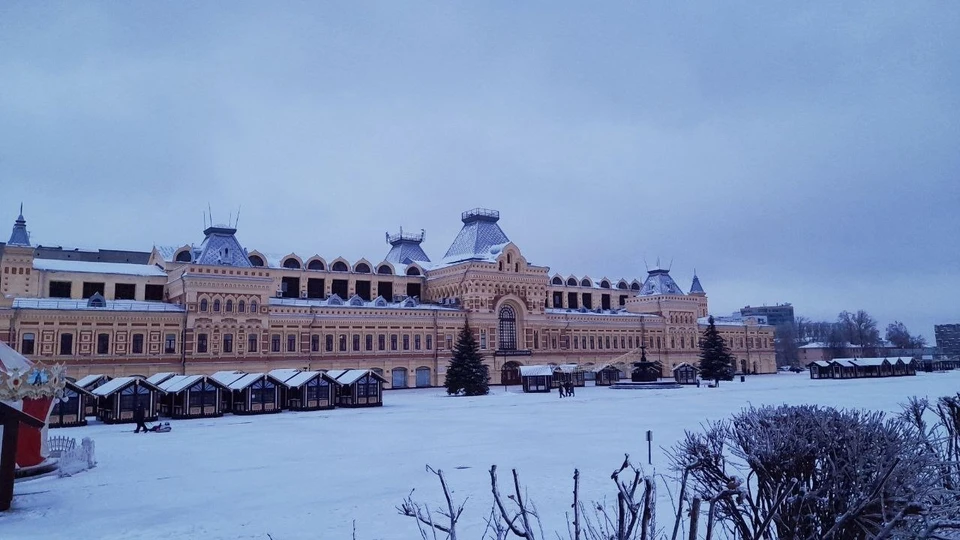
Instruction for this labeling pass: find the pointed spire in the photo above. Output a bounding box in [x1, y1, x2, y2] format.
[690, 272, 705, 295]
[8, 205, 30, 246]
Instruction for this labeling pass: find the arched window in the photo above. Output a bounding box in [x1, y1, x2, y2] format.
[355, 263, 371, 274]
[498, 305, 517, 351]
[377, 264, 392, 275]
[332, 261, 349, 272]
[567, 278, 578, 287]
[175, 250, 192, 263]
[200, 299, 208, 312]
[618, 281, 628, 290]
[282, 258, 301, 269]
[552, 276, 563, 285]
[238, 300, 245, 313]
[600, 280, 610, 289]
[406, 267, 421, 276]
[250, 301, 258, 313]
[248, 255, 264, 267]
[213, 299, 221, 312]
[580, 278, 591, 287]
[225, 299, 233, 312]
[307, 259, 325, 271]
[631, 282, 641, 291]
[507, 254, 512, 264]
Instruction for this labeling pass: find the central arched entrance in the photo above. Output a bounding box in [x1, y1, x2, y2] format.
[501, 361, 521, 386]
[498, 305, 517, 351]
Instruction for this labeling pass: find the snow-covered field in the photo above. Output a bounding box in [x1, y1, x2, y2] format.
[6, 372, 960, 539]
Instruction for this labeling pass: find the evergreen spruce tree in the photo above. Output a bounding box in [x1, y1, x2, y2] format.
[699, 316, 735, 385]
[445, 322, 490, 396]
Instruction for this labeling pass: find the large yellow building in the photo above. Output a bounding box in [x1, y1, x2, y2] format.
[0, 207, 776, 387]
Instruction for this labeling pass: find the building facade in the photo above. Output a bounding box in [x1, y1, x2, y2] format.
[0, 207, 777, 387]
[935, 324, 960, 359]
[740, 303, 795, 328]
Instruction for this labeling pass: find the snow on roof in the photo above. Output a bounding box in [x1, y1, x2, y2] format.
[285, 371, 329, 388]
[332, 369, 385, 385]
[211, 370, 245, 387]
[32, 258, 168, 277]
[13, 298, 185, 313]
[194, 226, 253, 267]
[268, 369, 302, 384]
[519, 365, 554, 377]
[810, 360, 832, 368]
[671, 362, 698, 372]
[592, 363, 622, 372]
[146, 372, 177, 385]
[385, 233, 431, 265]
[553, 364, 582, 374]
[159, 375, 203, 393]
[800, 342, 857, 349]
[831, 359, 858, 368]
[228, 373, 276, 391]
[544, 308, 655, 318]
[74, 374, 109, 389]
[0, 340, 32, 373]
[92, 376, 160, 397]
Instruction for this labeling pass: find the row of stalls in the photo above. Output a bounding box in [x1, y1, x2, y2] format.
[50, 368, 387, 427]
[808, 357, 918, 380]
[516, 362, 702, 393]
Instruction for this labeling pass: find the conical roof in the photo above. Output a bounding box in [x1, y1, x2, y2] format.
[7, 205, 30, 246]
[690, 274, 705, 294]
[442, 208, 510, 264]
[194, 225, 252, 267]
[385, 229, 431, 265]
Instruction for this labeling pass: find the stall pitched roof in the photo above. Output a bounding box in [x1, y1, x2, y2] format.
[74, 374, 109, 389]
[0, 339, 32, 373]
[211, 370, 245, 387]
[91, 376, 161, 397]
[146, 372, 177, 386]
[227, 373, 281, 391]
[329, 369, 386, 385]
[519, 365, 554, 377]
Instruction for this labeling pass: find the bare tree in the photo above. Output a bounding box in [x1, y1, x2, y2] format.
[886, 321, 928, 351]
[397, 465, 466, 540]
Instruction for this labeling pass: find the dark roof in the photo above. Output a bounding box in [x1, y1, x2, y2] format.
[442, 208, 510, 264]
[689, 274, 704, 294]
[385, 229, 431, 265]
[34, 246, 152, 264]
[7, 208, 30, 246]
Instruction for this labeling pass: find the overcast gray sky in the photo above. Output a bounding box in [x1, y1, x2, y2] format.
[1, 2, 957, 340]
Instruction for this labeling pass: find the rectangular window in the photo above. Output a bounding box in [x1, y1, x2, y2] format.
[132, 333, 144, 354]
[49, 281, 72, 298]
[223, 334, 233, 353]
[307, 278, 325, 299]
[82, 282, 105, 299]
[21, 333, 35, 355]
[353, 334, 360, 351]
[402, 335, 410, 351]
[326, 335, 334, 352]
[311, 335, 320, 352]
[164, 334, 176, 354]
[446, 335, 452, 350]
[97, 333, 110, 355]
[366, 335, 373, 351]
[573, 335, 579, 350]
[480, 330, 487, 349]
[197, 334, 208, 353]
[534, 331, 539, 349]
[114, 283, 136, 300]
[339, 334, 347, 351]
[671, 337, 675, 349]
[414, 335, 421, 350]
[426, 335, 432, 350]
[59, 333, 73, 355]
[271, 335, 281, 353]
[144, 284, 164, 301]
[378, 334, 386, 351]
[287, 334, 297, 352]
[331, 279, 348, 299]
[597, 336, 603, 350]
[621, 337, 626, 349]
[605, 336, 611, 349]
[248, 334, 258, 352]
[582, 337, 587, 349]
[567, 292, 579, 309]
[391, 335, 398, 351]
[552, 337, 558, 349]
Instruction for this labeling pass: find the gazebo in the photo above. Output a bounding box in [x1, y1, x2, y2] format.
[518, 365, 553, 393]
[49, 381, 93, 428]
[552, 364, 585, 389]
[90, 377, 162, 424]
[225, 373, 282, 415]
[158, 375, 229, 419]
[672, 363, 699, 385]
[327, 369, 386, 407]
[270, 369, 337, 411]
[593, 364, 622, 386]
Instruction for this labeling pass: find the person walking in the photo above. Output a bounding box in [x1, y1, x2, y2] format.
[133, 403, 148, 433]
[558, 383, 565, 398]
[565, 381, 575, 397]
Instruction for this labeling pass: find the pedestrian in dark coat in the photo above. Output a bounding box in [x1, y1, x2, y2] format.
[558, 383, 565, 398]
[134, 403, 148, 433]
[565, 381, 575, 397]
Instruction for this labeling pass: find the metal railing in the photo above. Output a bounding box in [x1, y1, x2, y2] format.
[461, 208, 499, 221]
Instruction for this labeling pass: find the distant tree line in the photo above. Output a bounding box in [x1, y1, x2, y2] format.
[774, 311, 928, 366]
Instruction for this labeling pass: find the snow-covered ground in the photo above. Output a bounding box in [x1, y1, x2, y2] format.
[6, 372, 960, 539]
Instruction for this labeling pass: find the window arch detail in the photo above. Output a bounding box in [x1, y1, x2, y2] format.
[498, 305, 518, 351]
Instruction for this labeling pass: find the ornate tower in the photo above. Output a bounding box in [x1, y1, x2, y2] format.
[1, 206, 38, 297]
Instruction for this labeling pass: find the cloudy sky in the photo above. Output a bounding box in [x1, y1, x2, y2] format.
[1, 3, 957, 340]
